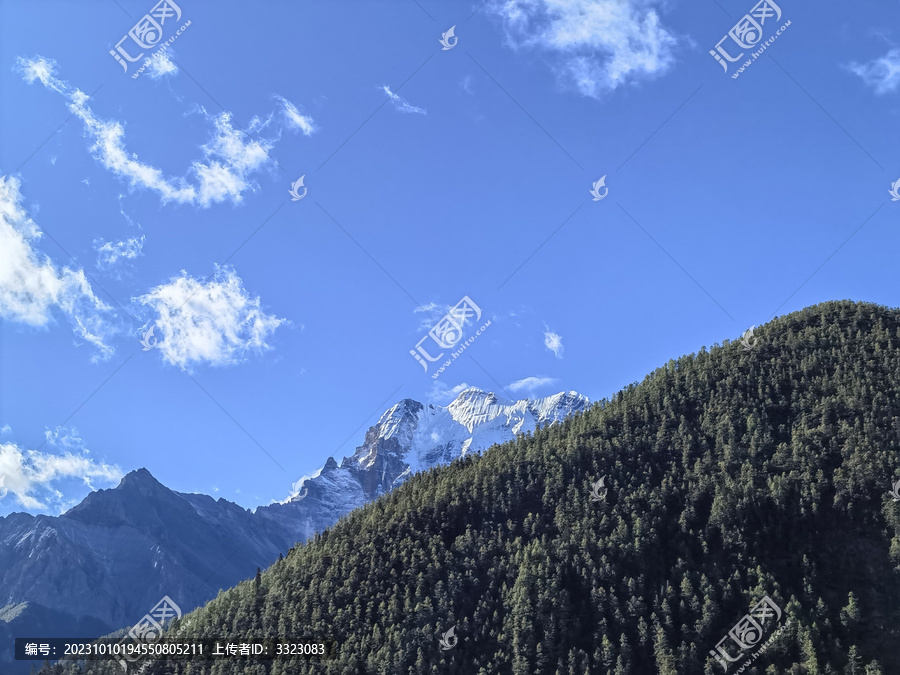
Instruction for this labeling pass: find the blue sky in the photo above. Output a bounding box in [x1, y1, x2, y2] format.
[1, 0, 898, 515]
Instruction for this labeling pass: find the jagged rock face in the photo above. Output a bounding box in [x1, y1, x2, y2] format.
[0, 388, 587, 674]
[342, 398, 423, 498]
[0, 468, 295, 637]
[257, 389, 590, 543]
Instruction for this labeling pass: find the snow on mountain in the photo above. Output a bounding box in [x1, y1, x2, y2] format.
[257, 388, 589, 542]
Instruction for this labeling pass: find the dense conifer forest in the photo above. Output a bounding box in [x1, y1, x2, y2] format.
[41, 300, 900, 674]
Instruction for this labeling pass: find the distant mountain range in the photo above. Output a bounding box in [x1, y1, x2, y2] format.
[0, 468, 294, 672]
[0, 388, 588, 673]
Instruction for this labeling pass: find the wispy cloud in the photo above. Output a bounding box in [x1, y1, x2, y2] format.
[381, 85, 426, 114]
[136, 265, 286, 369]
[0, 436, 122, 512]
[428, 380, 472, 404]
[491, 0, 678, 97]
[117, 194, 139, 228]
[275, 95, 317, 135]
[846, 48, 900, 94]
[0, 176, 116, 359]
[508, 375, 558, 393]
[145, 52, 179, 80]
[544, 325, 564, 358]
[94, 235, 145, 270]
[43, 426, 87, 452]
[413, 301, 451, 330]
[17, 56, 315, 208]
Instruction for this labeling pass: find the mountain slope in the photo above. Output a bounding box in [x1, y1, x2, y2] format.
[2, 391, 587, 674]
[0, 469, 295, 631]
[0, 470, 297, 675]
[55, 300, 900, 674]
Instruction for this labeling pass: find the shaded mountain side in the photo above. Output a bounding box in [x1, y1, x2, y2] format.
[0, 470, 296, 650]
[45, 301, 900, 673]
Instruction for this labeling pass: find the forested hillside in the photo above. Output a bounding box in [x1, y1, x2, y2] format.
[45, 301, 900, 674]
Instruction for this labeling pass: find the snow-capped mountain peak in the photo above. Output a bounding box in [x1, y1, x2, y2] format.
[258, 388, 589, 542]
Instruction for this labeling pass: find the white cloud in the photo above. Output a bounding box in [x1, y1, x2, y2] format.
[43, 426, 86, 452]
[428, 381, 472, 404]
[0, 175, 116, 359]
[94, 235, 145, 269]
[136, 265, 286, 369]
[0, 438, 122, 512]
[544, 325, 564, 358]
[492, 0, 678, 97]
[145, 52, 179, 80]
[117, 194, 141, 228]
[275, 95, 317, 135]
[17, 56, 316, 208]
[413, 301, 450, 330]
[508, 375, 559, 393]
[193, 113, 271, 206]
[460, 74, 474, 94]
[18, 55, 67, 94]
[381, 85, 426, 114]
[847, 48, 900, 94]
